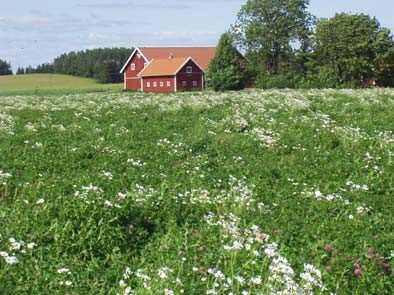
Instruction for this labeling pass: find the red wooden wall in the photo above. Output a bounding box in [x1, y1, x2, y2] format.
[176, 59, 204, 91]
[124, 52, 147, 90]
[142, 76, 175, 93]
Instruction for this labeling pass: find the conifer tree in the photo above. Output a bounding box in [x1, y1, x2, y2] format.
[207, 32, 244, 91]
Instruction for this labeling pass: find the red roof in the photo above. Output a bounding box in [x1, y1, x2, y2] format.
[139, 47, 215, 70]
[138, 57, 204, 77]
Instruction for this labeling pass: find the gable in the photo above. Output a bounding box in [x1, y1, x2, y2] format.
[119, 48, 148, 74]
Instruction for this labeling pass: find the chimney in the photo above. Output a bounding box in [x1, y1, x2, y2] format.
[168, 52, 174, 60]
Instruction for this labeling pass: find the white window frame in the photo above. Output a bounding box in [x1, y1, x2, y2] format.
[186, 66, 192, 73]
[182, 81, 187, 87]
[192, 81, 197, 87]
[146, 81, 150, 87]
[144, 62, 148, 68]
[167, 81, 171, 87]
[160, 81, 164, 87]
[153, 82, 157, 87]
[131, 63, 135, 70]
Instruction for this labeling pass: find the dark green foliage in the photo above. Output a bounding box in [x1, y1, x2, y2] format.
[0, 59, 13, 75]
[16, 67, 25, 75]
[306, 13, 394, 87]
[206, 33, 244, 91]
[23, 48, 132, 83]
[52, 48, 132, 83]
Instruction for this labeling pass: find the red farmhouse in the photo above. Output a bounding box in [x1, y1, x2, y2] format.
[120, 47, 216, 92]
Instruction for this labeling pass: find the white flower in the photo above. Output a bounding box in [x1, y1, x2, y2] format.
[36, 198, 45, 205]
[124, 287, 132, 295]
[5, 255, 18, 264]
[57, 268, 71, 275]
[0, 251, 9, 257]
[119, 280, 126, 287]
[250, 276, 262, 285]
[27, 242, 37, 249]
[349, 214, 354, 220]
[235, 275, 245, 285]
[102, 171, 113, 180]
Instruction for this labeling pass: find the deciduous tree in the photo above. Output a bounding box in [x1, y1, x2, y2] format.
[232, 0, 314, 78]
[310, 13, 394, 87]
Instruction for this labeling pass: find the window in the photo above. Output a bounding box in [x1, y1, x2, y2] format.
[160, 82, 164, 87]
[153, 82, 157, 87]
[167, 81, 171, 87]
[146, 82, 150, 87]
[193, 81, 197, 87]
[186, 66, 192, 73]
[131, 63, 135, 70]
[182, 81, 187, 87]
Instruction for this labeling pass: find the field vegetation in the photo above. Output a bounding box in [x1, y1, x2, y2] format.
[0, 74, 122, 96]
[0, 89, 393, 294]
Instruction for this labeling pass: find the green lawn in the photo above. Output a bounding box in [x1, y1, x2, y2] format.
[0, 89, 393, 294]
[0, 74, 122, 95]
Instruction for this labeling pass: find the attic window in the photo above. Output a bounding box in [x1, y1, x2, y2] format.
[186, 66, 192, 73]
[131, 63, 135, 71]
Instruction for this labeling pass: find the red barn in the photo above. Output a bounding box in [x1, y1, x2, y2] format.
[120, 47, 216, 92]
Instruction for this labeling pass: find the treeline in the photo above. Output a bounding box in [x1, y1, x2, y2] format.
[210, 0, 394, 89]
[16, 48, 132, 83]
[0, 59, 13, 75]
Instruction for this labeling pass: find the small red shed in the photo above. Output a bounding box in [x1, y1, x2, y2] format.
[138, 57, 204, 92]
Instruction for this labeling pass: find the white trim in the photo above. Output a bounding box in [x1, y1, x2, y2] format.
[192, 81, 197, 87]
[160, 81, 164, 87]
[186, 66, 193, 73]
[174, 76, 177, 92]
[174, 57, 204, 75]
[201, 72, 204, 90]
[137, 59, 154, 77]
[166, 81, 171, 87]
[153, 81, 157, 87]
[120, 47, 149, 74]
[131, 63, 135, 71]
[141, 77, 144, 92]
[123, 72, 126, 90]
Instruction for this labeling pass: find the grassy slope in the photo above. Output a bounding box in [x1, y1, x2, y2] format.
[0, 74, 122, 95]
[0, 89, 393, 294]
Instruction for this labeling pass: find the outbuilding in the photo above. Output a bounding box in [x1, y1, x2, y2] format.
[138, 57, 204, 92]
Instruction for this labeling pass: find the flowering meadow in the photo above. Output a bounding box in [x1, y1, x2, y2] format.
[0, 89, 393, 294]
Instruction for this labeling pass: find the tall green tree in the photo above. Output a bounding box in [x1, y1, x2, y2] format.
[206, 32, 244, 91]
[309, 13, 394, 87]
[16, 67, 25, 75]
[0, 59, 13, 75]
[232, 0, 314, 78]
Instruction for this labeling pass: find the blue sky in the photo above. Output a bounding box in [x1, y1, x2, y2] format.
[1, 0, 393, 72]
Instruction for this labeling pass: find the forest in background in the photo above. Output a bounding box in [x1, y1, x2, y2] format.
[11, 48, 132, 84]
